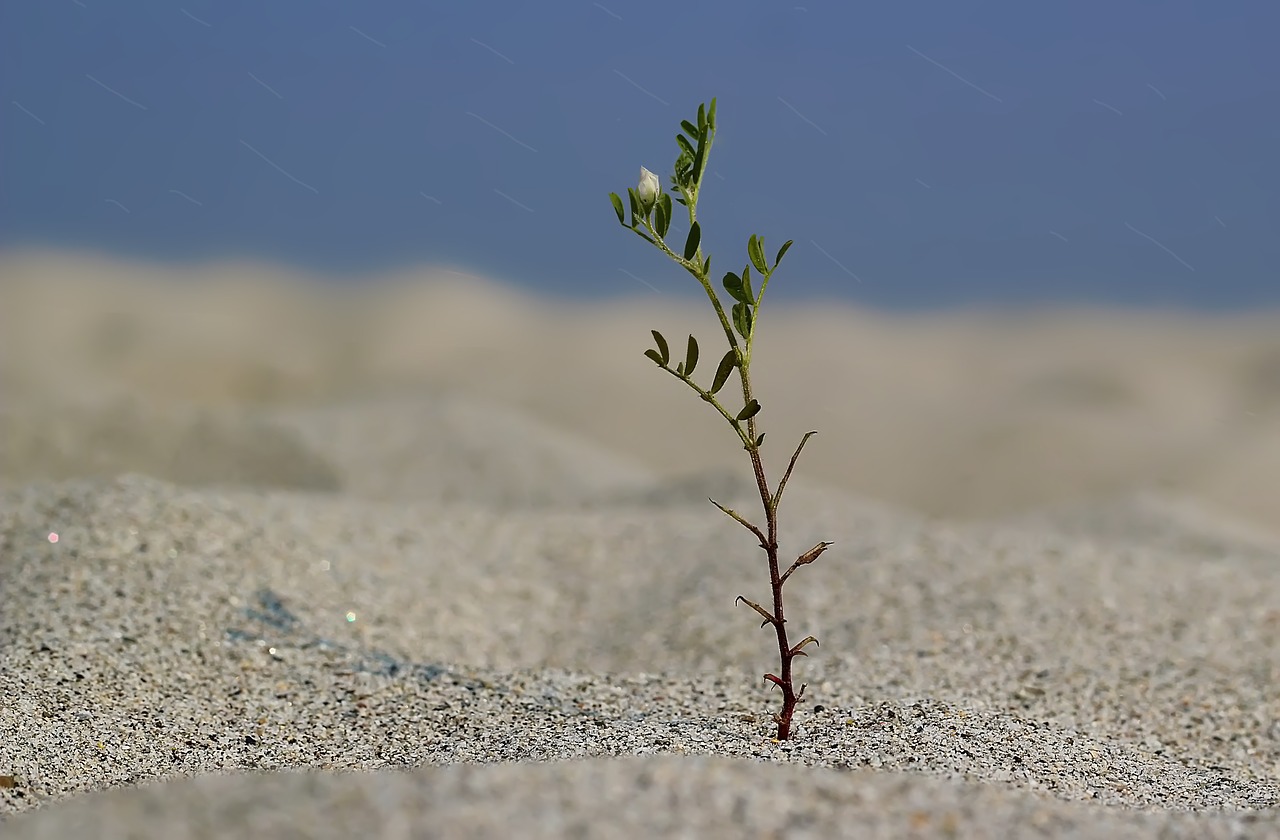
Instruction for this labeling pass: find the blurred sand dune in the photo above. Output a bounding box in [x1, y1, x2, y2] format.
[4, 249, 1276, 534]
[3, 250, 1279, 835]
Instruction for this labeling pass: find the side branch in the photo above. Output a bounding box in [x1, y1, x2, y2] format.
[709, 497, 767, 546]
[788, 636, 820, 657]
[641, 219, 738, 353]
[650, 361, 752, 449]
[780, 541, 833, 586]
[772, 431, 818, 510]
[736, 595, 778, 628]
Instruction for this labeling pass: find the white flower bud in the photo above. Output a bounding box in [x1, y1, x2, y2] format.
[637, 166, 660, 208]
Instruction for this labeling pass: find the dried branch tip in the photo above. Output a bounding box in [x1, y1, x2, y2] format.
[796, 541, 833, 566]
[773, 430, 819, 507]
[788, 636, 820, 658]
[708, 497, 765, 543]
[780, 540, 834, 584]
[736, 595, 777, 627]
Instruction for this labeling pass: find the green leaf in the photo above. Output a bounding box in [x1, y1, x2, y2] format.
[697, 102, 707, 133]
[748, 234, 768, 275]
[658, 194, 672, 236]
[732, 302, 752, 340]
[708, 97, 717, 128]
[683, 334, 699, 377]
[722, 271, 750, 305]
[741, 265, 755, 305]
[711, 350, 737, 394]
[736, 399, 761, 421]
[643, 348, 664, 366]
[702, 255, 711, 277]
[654, 196, 670, 238]
[676, 133, 696, 160]
[755, 433, 765, 447]
[683, 222, 701, 261]
[674, 157, 693, 190]
[650, 329, 670, 365]
[775, 239, 794, 267]
[627, 188, 640, 226]
[609, 193, 625, 226]
[680, 119, 699, 139]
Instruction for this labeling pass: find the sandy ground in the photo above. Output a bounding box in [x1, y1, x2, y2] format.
[0, 250, 1277, 838]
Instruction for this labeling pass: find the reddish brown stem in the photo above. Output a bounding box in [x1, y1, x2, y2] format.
[737, 395, 823, 740]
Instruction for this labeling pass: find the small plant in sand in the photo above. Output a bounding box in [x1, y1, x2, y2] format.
[608, 98, 831, 740]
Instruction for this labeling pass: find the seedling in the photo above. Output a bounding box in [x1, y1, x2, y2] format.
[608, 98, 831, 740]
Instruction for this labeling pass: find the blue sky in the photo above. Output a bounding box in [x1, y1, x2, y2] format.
[2, 0, 1277, 309]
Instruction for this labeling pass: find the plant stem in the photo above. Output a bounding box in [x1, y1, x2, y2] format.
[669, 182, 804, 741]
[627, 101, 822, 739]
[741, 380, 802, 739]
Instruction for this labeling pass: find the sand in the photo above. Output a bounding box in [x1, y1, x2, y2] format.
[0, 250, 1277, 837]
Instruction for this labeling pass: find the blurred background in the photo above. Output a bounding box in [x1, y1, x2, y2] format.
[2, 0, 1277, 308]
[1, 1, 1277, 537]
